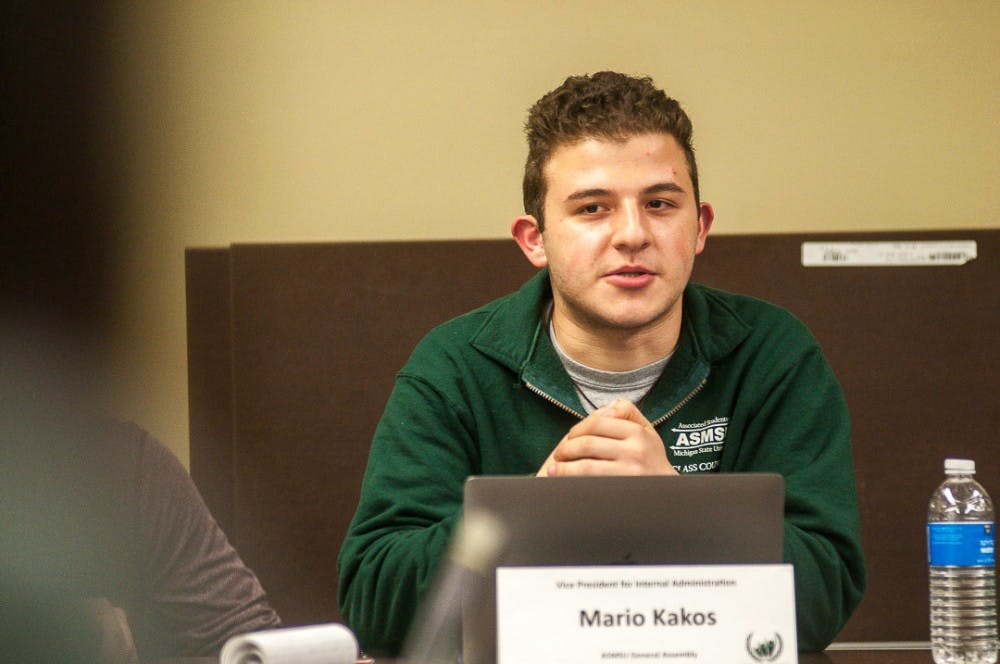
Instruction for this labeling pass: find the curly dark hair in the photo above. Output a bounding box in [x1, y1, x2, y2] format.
[522, 71, 699, 229]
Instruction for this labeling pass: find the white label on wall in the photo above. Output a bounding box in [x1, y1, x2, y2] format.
[801, 240, 977, 267]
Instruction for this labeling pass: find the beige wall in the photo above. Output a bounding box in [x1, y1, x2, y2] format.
[105, 1, 1000, 465]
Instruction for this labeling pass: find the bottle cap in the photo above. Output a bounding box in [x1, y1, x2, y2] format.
[944, 458, 975, 474]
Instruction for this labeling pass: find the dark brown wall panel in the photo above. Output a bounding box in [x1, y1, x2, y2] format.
[185, 248, 235, 533]
[187, 230, 999, 639]
[691, 229, 998, 641]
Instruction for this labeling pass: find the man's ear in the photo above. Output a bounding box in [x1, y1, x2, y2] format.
[511, 215, 548, 268]
[694, 202, 714, 255]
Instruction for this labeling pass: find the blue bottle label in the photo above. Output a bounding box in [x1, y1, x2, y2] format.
[927, 521, 995, 566]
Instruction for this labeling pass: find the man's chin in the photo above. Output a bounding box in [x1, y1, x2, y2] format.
[585, 308, 677, 334]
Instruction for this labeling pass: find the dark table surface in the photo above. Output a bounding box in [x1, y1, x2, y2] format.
[802, 646, 932, 663]
[155, 645, 935, 663]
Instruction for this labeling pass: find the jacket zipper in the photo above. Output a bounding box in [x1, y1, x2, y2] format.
[523, 381, 586, 419]
[525, 376, 708, 426]
[650, 377, 708, 428]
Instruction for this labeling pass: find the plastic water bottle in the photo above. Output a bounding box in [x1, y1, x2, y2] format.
[927, 458, 998, 663]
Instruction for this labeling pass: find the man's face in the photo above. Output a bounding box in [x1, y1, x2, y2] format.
[520, 132, 712, 341]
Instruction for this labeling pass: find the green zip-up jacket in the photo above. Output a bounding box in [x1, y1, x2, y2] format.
[337, 269, 866, 655]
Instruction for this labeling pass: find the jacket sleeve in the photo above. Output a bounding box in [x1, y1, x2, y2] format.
[337, 368, 479, 656]
[727, 338, 866, 651]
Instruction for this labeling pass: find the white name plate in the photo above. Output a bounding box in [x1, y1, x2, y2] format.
[496, 564, 797, 664]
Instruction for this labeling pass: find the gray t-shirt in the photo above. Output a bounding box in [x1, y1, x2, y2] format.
[548, 318, 670, 413]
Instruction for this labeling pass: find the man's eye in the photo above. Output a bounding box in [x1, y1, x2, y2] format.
[581, 204, 603, 214]
[648, 199, 675, 210]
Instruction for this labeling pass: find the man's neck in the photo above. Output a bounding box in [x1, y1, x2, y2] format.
[549, 310, 681, 372]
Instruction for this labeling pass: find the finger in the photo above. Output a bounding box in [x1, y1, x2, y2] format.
[552, 434, 622, 462]
[566, 410, 641, 442]
[548, 458, 601, 477]
[542, 436, 571, 476]
[536, 459, 554, 477]
[564, 406, 613, 438]
[550, 457, 641, 477]
[603, 399, 652, 426]
[536, 436, 566, 476]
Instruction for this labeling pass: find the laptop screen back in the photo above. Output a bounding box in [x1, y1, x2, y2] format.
[460, 473, 785, 664]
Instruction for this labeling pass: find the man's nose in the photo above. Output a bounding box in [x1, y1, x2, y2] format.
[611, 202, 651, 250]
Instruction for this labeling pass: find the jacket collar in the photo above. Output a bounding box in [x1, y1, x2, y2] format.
[470, 268, 751, 420]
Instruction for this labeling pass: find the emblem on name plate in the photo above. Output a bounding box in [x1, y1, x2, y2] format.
[745, 631, 784, 662]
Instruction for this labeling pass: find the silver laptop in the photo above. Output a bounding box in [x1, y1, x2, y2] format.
[460, 473, 786, 664]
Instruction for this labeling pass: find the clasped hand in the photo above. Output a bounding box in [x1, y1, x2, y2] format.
[536, 399, 678, 477]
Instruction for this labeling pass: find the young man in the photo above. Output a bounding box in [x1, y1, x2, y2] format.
[337, 71, 866, 655]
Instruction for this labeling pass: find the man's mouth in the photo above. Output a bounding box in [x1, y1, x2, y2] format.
[604, 267, 656, 288]
[609, 266, 654, 277]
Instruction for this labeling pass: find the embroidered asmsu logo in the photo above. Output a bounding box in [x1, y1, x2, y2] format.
[668, 417, 729, 457]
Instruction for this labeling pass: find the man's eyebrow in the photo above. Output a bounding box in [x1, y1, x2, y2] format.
[565, 188, 612, 201]
[565, 183, 686, 202]
[642, 182, 685, 195]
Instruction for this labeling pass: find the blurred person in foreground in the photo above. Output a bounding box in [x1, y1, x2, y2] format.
[1, 3, 280, 660]
[2, 373, 283, 661]
[338, 71, 866, 655]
